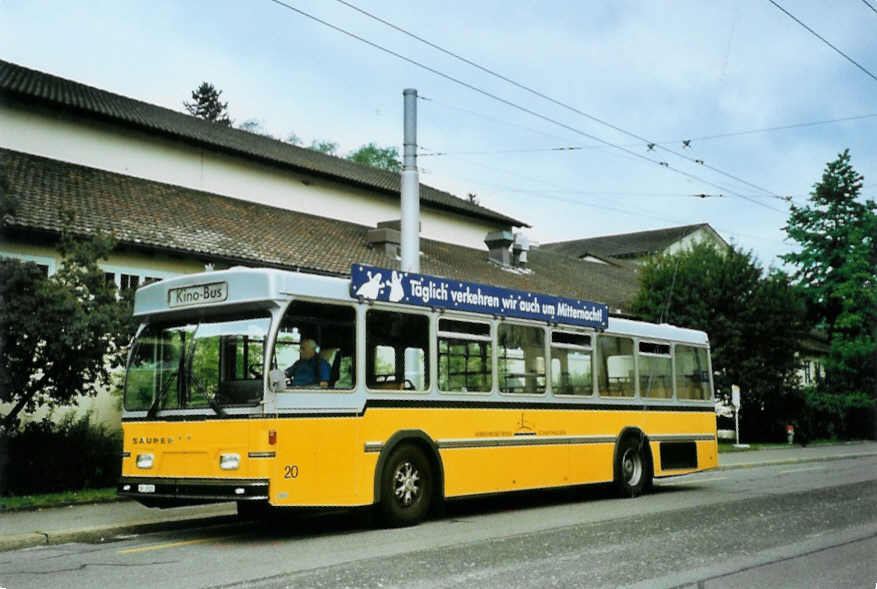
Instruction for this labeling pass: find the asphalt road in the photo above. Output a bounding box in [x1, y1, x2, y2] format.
[2, 456, 876, 589]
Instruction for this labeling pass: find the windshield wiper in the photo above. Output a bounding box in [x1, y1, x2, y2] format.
[146, 369, 177, 420]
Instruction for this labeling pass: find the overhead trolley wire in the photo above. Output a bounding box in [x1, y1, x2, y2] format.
[441, 162, 786, 246]
[861, 0, 877, 16]
[422, 96, 877, 152]
[333, 0, 786, 203]
[767, 0, 877, 83]
[418, 95, 584, 145]
[268, 0, 785, 213]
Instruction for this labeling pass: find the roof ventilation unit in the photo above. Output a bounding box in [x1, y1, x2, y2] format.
[485, 230, 514, 266]
[367, 220, 404, 257]
[512, 233, 530, 268]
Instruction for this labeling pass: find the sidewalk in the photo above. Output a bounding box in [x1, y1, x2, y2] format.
[2, 441, 876, 552]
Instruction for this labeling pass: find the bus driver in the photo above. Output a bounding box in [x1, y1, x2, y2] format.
[285, 338, 331, 387]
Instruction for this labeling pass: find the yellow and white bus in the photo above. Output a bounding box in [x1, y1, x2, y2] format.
[119, 265, 717, 526]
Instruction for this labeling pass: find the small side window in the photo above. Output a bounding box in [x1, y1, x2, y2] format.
[438, 318, 492, 393]
[273, 300, 356, 390]
[551, 331, 592, 396]
[366, 310, 430, 391]
[639, 341, 672, 399]
[597, 335, 635, 397]
[498, 323, 545, 394]
[675, 345, 711, 400]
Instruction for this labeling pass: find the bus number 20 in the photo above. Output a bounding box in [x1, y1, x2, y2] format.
[284, 465, 299, 479]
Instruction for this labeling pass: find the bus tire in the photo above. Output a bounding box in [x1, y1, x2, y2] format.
[379, 443, 432, 527]
[614, 435, 651, 498]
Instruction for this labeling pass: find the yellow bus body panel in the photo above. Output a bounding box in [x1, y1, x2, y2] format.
[123, 405, 717, 507]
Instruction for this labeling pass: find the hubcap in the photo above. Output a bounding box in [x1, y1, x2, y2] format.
[393, 460, 421, 507]
[622, 448, 643, 486]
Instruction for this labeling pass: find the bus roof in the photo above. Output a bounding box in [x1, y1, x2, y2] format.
[133, 267, 708, 345]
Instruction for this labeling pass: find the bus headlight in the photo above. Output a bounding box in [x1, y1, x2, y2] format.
[220, 453, 240, 470]
[136, 453, 154, 469]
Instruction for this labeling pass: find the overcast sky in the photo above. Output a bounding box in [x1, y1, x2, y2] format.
[2, 0, 875, 267]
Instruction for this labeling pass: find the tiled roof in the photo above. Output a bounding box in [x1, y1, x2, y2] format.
[1, 148, 638, 311]
[0, 59, 526, 228]
[542, 224, 712, 259]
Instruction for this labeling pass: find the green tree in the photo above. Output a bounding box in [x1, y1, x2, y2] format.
[631, 243, 807, 439]
[237, 118, 275, 139]
[184, 82, 232, 126]
[347, 142, 401, 172]
[782, 150, 877, 395]
[309, 139, 339, 156]
[1, 228, 137, 430]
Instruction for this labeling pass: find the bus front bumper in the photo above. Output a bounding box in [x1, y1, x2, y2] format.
[118, 477, 269, 506]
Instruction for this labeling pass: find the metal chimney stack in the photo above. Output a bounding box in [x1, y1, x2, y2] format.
[401, 88, 420, 273]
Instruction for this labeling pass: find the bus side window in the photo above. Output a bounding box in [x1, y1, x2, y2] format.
[498, 323, 545, 394]
[274, 300, 356, 390]
[366, 310, 429, 391]
[596, 335, 635, 398]
[639, 341, 672, 399]
[550, 331, 592, 396]
[438, 318, 492, 393]
[675, 345, 711, 400]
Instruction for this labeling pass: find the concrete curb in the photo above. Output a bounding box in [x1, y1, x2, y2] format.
[40, 515, 240, 546]
[0, 515, 240, 553]
[718, 450, 877, 471]
[0, 533, 47, 552]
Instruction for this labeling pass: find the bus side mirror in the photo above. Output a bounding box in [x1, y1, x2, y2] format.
[268, 369, 285, 392]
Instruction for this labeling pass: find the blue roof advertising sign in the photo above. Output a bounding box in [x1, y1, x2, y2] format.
[350, 264, 608, 329]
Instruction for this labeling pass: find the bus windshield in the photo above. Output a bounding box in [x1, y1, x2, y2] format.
[124, 313, 271, 412]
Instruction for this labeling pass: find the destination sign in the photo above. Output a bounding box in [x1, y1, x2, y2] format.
[167, 281, 228, 308]
[350, 264, 608, 329]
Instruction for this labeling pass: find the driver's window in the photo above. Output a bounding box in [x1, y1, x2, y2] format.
[366, 310, 429, 391]
[273, 301, 356, 390]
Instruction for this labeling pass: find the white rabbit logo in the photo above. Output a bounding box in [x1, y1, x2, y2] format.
[387, 271, 405, 302]
[354, 271, 384, 300]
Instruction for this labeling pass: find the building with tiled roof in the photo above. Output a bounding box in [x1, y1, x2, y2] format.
[0, 59, 526, 253]
[542, 223, 728, 263]
[1, 148, 638, 311]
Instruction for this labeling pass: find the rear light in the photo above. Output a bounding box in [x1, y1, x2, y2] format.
[268, 430, 277, 445]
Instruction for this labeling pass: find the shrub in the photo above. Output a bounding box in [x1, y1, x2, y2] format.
[4, 413, 121, 495]
[794, 388, 876, 442]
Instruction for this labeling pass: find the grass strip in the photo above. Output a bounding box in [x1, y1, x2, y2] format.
[0, 487, 120, 511]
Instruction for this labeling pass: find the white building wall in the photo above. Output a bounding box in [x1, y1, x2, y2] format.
[0, 104, 504, 250]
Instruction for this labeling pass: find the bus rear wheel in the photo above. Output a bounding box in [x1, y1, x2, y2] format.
[614, 435, 651, 498]
[379, 444, 432, 527]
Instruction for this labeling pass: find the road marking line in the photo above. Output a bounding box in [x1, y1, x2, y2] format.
[779, 466, 824, 474]
[661, 476, 727, 486]
[119, 536, 229, 554]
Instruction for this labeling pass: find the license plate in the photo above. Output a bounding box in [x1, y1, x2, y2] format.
[138, 484, 156, 493]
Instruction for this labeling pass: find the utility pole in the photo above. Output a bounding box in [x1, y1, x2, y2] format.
[400, 88, 420, 273]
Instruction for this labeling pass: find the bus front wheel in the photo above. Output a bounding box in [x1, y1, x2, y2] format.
[379, 444, 432, 527]
[614, 435, 651, 498]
